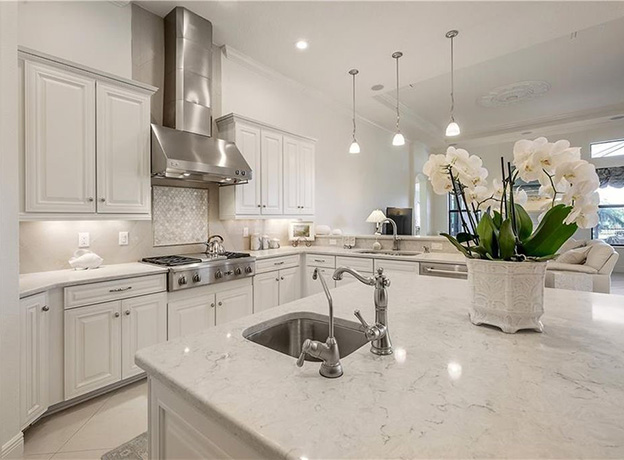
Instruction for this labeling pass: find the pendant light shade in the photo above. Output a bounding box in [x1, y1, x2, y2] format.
[348, 69, 361, 154]
[392, 51, 405, 146]
[445, 30, 460, 137]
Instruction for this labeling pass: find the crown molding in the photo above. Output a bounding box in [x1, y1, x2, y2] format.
[220, 45, 406, 140]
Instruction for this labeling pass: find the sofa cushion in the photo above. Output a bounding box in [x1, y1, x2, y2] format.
[557, 246, 591, 265]
[558, 238, 585, 254]
[547, 262, 598, 274]
[585, 242, 616, 271]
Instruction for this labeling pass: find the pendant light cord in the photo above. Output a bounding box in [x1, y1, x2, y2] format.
[352, 72, 357, 139]
[449, 34, 455, 120]
[395, 55, 400, 129]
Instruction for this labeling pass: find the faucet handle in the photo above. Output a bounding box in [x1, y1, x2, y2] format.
[353, 310, 370, 329]
[296, 339, 312, 367]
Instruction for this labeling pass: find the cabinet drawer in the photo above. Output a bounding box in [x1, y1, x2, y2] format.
[255, 255, 300, 274]
[64, 274, 166, 309]
[336, 256, 373, 273]
[306, 254, 336, 269]
[374, 259, 419, 273]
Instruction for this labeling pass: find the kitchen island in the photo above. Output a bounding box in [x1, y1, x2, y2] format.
[136, 273, 624, 459]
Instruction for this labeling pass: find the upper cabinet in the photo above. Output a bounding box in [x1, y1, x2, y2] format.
[19, 49, 156, 220]
[217, 114, 315, 219]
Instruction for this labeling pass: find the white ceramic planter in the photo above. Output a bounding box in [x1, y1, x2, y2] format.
[466, 259, 547, 333]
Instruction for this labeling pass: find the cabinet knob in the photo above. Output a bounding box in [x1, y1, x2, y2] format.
[42, 305, 49, 312]
[114, 312, 120, 318]
[125, 310, 131, 316]
[211, 303, 215, 308]
[257, 204, 261, 208]
[87, 197, 94, 202]
[262, 205, 267, 208]
[275, 278, 279, 282]
[281, 276, 284, 280]
[218, 301, 223, 306]
[99, 198, 106, 202]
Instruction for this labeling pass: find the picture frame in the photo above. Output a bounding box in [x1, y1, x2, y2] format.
[288, 222, 315, 241]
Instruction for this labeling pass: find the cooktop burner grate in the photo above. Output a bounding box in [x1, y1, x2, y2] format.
[224, 251, 251, 259]
[142, 255, 202, 266]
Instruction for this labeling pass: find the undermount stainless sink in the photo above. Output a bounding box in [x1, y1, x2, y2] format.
[243, 312, 368, 362]
[354, 249, 422, 257]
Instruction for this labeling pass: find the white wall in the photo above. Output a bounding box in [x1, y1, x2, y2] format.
[0, 2, 23, 456]
[220, 51, 413, 235]
[460, 121, 624, 272]
[18, 1, 132, 78]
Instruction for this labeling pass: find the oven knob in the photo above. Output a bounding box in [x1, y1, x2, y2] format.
[234, 267, 242, 275]
[215, 270, 223, 279]
[178, 276, 187, 286]
[245, 266, 253, 274]
[192, 273, 201, 283]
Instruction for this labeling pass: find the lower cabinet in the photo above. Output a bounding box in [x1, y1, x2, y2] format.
[20, 293, 50, 428]
[168, 280, 253, 340]
[64, 292, 167, 400]
[373, 259, 419, 273]
[253, 267, 300, 313]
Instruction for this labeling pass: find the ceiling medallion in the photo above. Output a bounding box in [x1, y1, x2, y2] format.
[478, 81, 551, 108]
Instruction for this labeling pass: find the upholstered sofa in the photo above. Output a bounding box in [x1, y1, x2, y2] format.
[546, 239, 620, 294]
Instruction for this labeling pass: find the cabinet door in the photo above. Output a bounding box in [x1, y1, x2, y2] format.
[260, 130, 283, 215]
[235, 123, 262, 215]
[96, 82, 151, 214]
[20, 293, 49, 427]
[121, 293, 167, 379]
[167, 294, 216, 340]
[279, 267, 301, 305]
[216, 284, 253, 325]
[64, 301, 122, 400]
[282, 136, 300, 215]
[299, 141, 315, 215]
[253, 271, 280, 313]
[304, 267, 336, 297]
[24, 61, 96, 213]
[373, 259, 419, 274]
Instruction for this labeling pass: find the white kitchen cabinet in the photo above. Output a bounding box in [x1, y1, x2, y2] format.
[20, 293, 49, 427]
[336, 272, 373, 287]
[261, 129, 283, 215]
[215, 284, 253, 325]
[253, 271, 280, 313]
[279, 266, 301, 305]
[284, 136, 315, 215]
[121, 293, 167, 379]
[24, 60, 96, 213]
[167, 294, 216, 340]
[217, 114, 315, 219]
[96, 82, 151, 214]
[20, 49, 156, 220]
[64, 301, 122, 400]
[374, 259, 419, 274]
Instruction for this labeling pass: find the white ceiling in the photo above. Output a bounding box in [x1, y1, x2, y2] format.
[137, 1, 624, 147]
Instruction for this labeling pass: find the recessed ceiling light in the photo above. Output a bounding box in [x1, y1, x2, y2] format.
[610, 115, 624, 120]
[295, 40, 309, 50]
[371, 84, 384, 91]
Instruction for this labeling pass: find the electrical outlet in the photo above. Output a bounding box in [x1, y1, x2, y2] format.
[119, 231, 129, 246]
[78, 232, 90, 248]
[243, 227, 249, 237]
[432, 242, 443, 250]
[329, 239, 337, 246]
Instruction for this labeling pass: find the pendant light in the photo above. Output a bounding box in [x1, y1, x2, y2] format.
[445, 30, 460, 137]
[391, 51, 405, 146]
[348, 69, 361, 154]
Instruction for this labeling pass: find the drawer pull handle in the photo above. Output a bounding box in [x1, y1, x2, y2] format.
[314, 259, 325, 263]
[424, 267, 467, 277]
[42, 305, 50, 312]
[274, 261, 285, 266]
[109, 286, 132, 293]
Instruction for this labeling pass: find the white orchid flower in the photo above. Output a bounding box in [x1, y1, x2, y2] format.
[564, 192, 600, 228]
[423, 154, 454, 195]
[464, 185, 492, 210]
[554, 160, 597, 187]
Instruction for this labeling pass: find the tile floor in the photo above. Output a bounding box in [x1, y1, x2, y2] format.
[23, 379, 147, 460]
[612, 273, 624, 296]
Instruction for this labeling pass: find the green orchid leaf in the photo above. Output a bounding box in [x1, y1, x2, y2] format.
[514, 204, 533, 242]
[440, 233, 475, 258]
[456, 232, 476, 243]
[492, 210, 503, 229]
[520, 204, 578, 257]
[499, 219, 516, 260]
[476, 213, 499, 259]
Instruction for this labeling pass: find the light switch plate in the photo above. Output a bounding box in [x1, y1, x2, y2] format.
[432, 242, 443, 250]
[78, 232, 90, 248]
[119, 231, 129, 246]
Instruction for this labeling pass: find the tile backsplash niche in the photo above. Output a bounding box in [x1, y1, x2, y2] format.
[19, 184, 290, 274]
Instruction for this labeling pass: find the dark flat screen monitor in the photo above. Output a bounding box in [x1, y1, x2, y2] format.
[384, 207, 413, 236]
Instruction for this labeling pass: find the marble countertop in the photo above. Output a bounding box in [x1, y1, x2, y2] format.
[19, 263, 168, 298]
[136, 273, 624, 459]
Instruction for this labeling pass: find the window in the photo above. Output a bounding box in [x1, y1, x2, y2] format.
[448, 194, 478, 237]
[593, 185, 624, 245]
[590, 139, 624, 159]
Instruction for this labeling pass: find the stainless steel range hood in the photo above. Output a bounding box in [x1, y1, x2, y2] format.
[151, 7, 251, 185]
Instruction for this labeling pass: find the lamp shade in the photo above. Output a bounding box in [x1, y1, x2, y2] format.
[445, 121, 460, 137]
[366, 209, 387, 223]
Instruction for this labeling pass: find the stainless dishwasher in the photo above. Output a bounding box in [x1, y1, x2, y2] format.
[419, 261, 468, 279]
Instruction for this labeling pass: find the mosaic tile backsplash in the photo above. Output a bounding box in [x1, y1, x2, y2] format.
[152, 186, 208, 246]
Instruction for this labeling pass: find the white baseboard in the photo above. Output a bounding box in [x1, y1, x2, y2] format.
[0, 432, 24, 459]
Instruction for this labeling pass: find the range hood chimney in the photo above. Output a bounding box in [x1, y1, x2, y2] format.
[151, 7, 251, 185]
